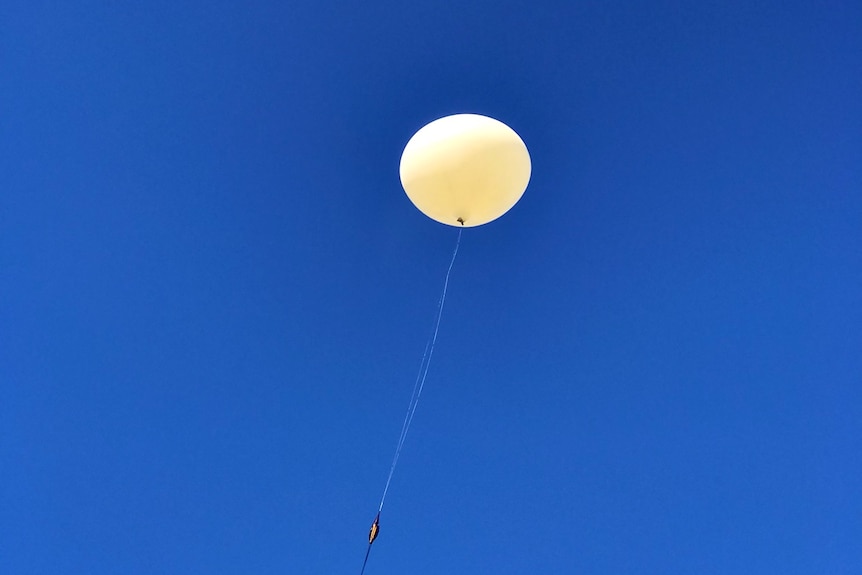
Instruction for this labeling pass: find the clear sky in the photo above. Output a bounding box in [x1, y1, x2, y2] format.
[2, 1, 860, 573]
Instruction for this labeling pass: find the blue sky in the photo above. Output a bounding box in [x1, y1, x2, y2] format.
[2, 1, 860, 573]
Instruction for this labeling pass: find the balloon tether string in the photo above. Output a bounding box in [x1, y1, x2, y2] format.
[360, 228, 462, 575]
[378, 227, 461, 513]
[359, 543, 373, 575]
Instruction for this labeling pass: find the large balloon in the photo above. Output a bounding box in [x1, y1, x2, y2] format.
[400, 114, 531, 227]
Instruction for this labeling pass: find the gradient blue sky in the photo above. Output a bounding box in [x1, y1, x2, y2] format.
[2, 1, 860, 573]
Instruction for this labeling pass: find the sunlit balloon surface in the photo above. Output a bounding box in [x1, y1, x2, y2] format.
[400, 114, 531, 227]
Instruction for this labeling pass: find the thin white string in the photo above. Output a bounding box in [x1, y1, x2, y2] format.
[377, 228, 462, 513]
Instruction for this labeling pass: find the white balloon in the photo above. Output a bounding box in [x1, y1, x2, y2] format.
[400, 114, 531, 227]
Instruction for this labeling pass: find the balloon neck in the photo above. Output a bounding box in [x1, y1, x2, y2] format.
[456, 217, 465, 226]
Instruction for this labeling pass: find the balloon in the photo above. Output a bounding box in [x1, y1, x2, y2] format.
[399, 114, 531, 227]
